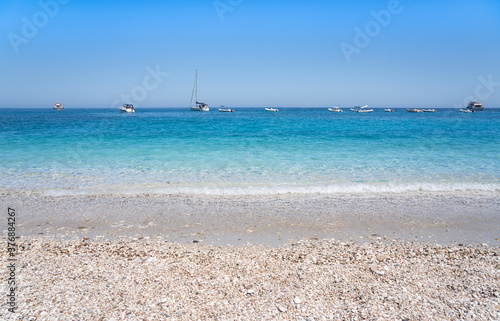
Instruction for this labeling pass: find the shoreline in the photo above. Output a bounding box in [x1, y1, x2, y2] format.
[2, 190, 499, 246]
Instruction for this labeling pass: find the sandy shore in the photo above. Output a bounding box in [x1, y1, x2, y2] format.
[2, 191, 500, 246]
[1, 237, 499, 320]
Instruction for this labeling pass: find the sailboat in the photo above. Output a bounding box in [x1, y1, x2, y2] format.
[190, 70, 209, 111]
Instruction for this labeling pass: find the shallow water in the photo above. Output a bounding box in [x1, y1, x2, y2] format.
[1, 107, 499, 195]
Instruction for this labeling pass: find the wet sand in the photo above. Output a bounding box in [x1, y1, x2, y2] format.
[3, 190, 499, 246]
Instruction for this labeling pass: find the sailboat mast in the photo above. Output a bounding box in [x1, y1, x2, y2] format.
[195, 69, 198, 103]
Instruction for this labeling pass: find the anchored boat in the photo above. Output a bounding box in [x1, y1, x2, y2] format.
[328, 106, 343, 112]
[190, 70, 209, 112]
[466, 101, 484, 111]
[351, 105, 373, 113]
[53, 101, 63, 110]
[219, 106, 234, 112]
[120, 104, 135, 113]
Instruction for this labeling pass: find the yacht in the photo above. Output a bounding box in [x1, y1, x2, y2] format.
[384, 108, 394, 112]
[53, 101, 63, 110]
[120, 104, 135, 113]
[407, 108, 423, 113]
[265, 108, 279, 112]
[466, 101, 484, 111]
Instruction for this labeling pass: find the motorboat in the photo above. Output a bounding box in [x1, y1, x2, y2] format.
[421, 109, 436, 112]
[190, 70, 209, 111]
[460, 109, 475, 113]
[351, 105, 373, 113]
[265, 108, 279, 112]
[466, 100, 484, 111]
[384, 108, 394, 112]
[407, 108, 423, 113]
[53, 101, 63, 110]
[120, 104, 135, 113]
[328, 106, 343, 112]
[219, 107, 234, 112]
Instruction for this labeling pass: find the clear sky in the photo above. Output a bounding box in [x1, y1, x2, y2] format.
[1, 0, 499, 108]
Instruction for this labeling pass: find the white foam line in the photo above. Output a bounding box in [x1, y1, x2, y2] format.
[40, 182, 500, 197]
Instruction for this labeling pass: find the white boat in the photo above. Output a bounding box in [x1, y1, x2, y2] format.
[53, 101, 63, 110]
[328, 106, 343, 112]
[351, 105, 373, 113]
[265, 108, 278, 112]
[460, 109, 475, 113]
[219, 106, 234, 112]
[466, 100, 484, 111]
[190, 70, 209, 112]
[407, 108, 423, 113]
[120, 104, 135, 113]
[384, 108, 394, 112]
[421, 109, 436, 112]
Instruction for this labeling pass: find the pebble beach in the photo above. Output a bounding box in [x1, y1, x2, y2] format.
[1, 191, 500, 320]
[1, 237, 499, 320]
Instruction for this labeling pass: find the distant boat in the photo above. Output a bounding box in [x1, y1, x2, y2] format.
[120, 104, 135, 113]
[407, 108, 423, 113]
[351, 105, 373, 113]
[466, 100, 484, 111]
[265, 108, 278, 112]
[460, 109, 475, 113]
[421, 109, 436, 112]
[190, 70, 209, 112]
[53, 101, 63, 110]
[384, 108, 394, 112]
[328, 106, 343, 112]
[219, 106, 234, 112]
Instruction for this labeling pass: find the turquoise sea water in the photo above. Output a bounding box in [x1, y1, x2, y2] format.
[1, 108, 499, 195]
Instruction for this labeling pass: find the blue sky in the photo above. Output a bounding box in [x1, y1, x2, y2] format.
[1, 0, 499, 108]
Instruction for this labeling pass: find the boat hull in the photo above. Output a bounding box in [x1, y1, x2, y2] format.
[191, 106, 209, 111]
